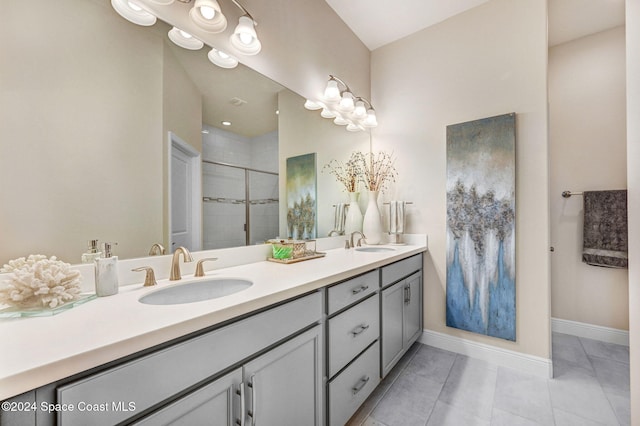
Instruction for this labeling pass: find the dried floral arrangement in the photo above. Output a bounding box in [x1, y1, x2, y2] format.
[322, 152, 364, 192]
[358, 150, 398, 193]
[0, 255, 82, 309]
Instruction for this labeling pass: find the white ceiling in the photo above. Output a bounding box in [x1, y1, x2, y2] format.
[325, 0, 625, 51]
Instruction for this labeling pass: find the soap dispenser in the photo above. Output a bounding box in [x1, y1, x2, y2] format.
[95, 242, 119, 297]
[81, 239, 102, 264]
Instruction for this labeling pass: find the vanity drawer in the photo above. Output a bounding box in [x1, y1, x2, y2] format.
[328, 294, 379, 378]
[327, 270, 378, 315]
[57, 291, 322, 426]
[381, 253, 422, 288]
[328, 341, 380, 426]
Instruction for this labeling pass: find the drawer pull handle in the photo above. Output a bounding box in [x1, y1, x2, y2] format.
[236, 382, 245, 426]
[352, 376, 370, 395]
[351, 324, 370, 336]
[351, 285, 369, 295]
[248, 377, 257, 426]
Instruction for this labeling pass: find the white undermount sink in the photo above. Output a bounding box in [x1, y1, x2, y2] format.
[139, 278, 253, 305]
[355, 247, 396, 253]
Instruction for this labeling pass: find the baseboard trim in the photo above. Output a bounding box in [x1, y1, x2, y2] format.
[419, 329, 553, 379]
[551, 317, 629, 346]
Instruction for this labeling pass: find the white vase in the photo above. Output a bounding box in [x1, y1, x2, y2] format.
[363, 190, 383, 244]
[344, 192, 363, 235]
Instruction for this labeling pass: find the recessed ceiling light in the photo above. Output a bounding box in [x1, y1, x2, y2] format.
[221, 121, 232, 126]
[201, 129, 210, 134]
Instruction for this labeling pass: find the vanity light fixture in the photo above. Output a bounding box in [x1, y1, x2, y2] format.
[230, 15, 261, 55]
[189, 0, 227, 33]
[113, 0, 260, 68]
[111, 0, 157, 26]
[303, 100, 323, 111]
[207, 48, 238, 68]
[168, 27, 204, 50]
[305, 75, 378, 132]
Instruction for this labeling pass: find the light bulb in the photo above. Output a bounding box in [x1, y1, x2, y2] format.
[363, 108, 378, 128]
[230, 16, 261, 55]
[200, 6, 215, 19]
[190, 0, 226, 33]
[321, 108, 336, 119]
[304, 100, 323, 111]
[353, 100, 366, 118]
[334, 115, 349, 126]
[168, 27, 203, 50]
[239, 32, 254, 45]
[111, 0, 156, 26]
[338, 91, 355, 112]
[324, 80, 340, 102]
[207, 48, 238, 68]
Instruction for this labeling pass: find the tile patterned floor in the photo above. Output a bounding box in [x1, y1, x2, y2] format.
[346, 333, 630, 426]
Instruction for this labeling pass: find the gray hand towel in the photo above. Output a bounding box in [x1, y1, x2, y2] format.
[389, 201, 405, 234]
[334, 203, 346, 234]
[582, 190, 628, 268]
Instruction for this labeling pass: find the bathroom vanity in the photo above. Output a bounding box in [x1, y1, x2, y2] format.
[0, 241, 425, 426]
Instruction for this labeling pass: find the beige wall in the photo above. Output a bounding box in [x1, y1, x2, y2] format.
[549, 27, 628, 330]
[161, 43, 203, 248]
[371, 0, 550, 358]
[0, 0, 164, 263]
[625, 1, 639, 423]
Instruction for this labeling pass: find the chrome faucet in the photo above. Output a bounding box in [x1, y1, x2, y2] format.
[170, 246, 193, 281]
[148, 243, 166, 256]
[349, 231, 366, 248]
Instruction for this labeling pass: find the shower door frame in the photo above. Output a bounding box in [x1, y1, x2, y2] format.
[203, 160, 279, 246]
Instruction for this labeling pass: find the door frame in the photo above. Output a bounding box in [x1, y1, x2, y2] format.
[168, 131, 202, 252]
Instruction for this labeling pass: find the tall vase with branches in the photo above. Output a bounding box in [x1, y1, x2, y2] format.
[358, 151, 398, 244]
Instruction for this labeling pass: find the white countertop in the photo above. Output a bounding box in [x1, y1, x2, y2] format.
[0, 240, 426, 400]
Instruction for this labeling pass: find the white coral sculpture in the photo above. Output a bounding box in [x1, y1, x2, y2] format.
[0, 255, 82, 309]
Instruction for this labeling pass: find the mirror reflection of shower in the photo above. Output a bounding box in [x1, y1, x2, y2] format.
[202, 125, 279, 249]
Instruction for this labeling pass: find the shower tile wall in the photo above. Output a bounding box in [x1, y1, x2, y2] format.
[202, 125, 279, 249]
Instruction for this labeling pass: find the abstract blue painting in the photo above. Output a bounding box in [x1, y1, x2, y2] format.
[446, 113, 516, 341]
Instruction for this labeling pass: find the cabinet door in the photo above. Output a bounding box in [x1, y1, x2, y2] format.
[133, 368, 242, 426]
[381, 280, 405, 377]
[403, 272, 422, 347]
[242, 325, 323, 426]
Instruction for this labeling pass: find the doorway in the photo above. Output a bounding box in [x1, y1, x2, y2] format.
[169, 132, 202, 252]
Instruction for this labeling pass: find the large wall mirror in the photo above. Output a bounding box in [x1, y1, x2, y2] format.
[0, 0, 369, 265]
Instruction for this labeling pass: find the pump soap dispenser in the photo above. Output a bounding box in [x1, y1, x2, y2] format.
[95, 242, 119, 297]
[82, 239, 102, 263]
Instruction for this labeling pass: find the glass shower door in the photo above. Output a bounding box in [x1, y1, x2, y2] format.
[202, 162, 246, 249]
[248, 170, 279, 245]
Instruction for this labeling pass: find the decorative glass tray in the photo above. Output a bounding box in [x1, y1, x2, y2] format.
[0, 293, 97, 318]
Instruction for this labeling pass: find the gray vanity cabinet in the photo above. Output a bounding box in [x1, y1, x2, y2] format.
[242, 325, 323, 426]
[133, 368, 242, 426]
[381, 254, 423, 378]
[134, 325, 323, 426]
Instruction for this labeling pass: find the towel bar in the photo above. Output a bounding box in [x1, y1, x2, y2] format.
[561, 191, 583, 198]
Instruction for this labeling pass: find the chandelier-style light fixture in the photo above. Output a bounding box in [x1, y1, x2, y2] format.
[304, 75, 378, 132]
[111, 0, 260, 69]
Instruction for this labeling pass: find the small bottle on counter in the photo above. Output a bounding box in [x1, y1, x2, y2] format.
[81, 239, 102, 263]
[95, 242, 119, 297]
